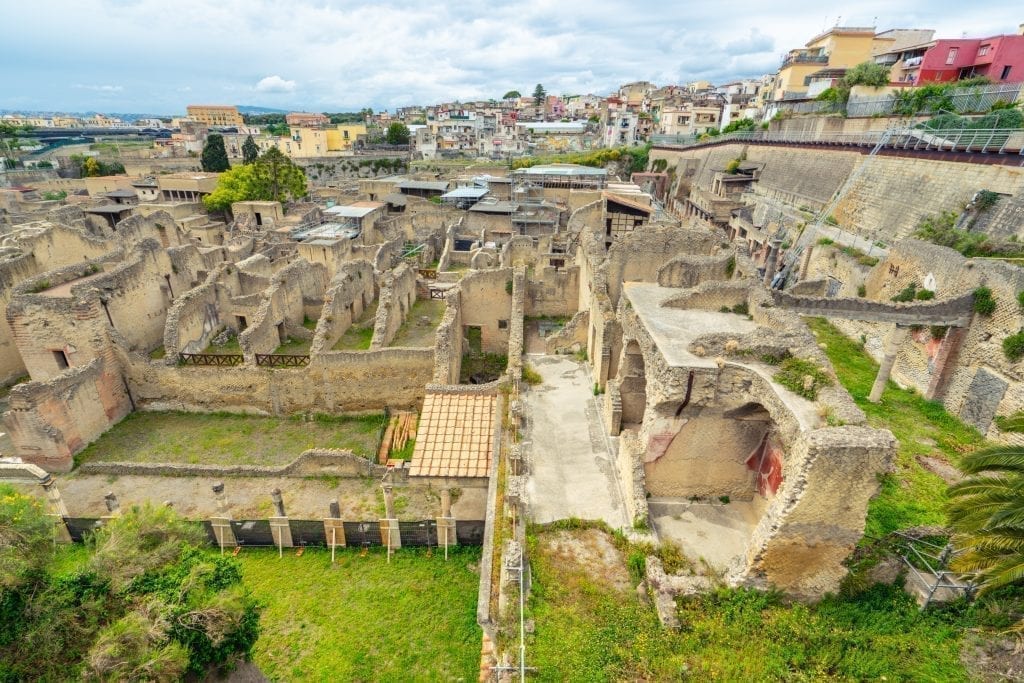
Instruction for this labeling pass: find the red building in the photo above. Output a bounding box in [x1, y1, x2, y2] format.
[918, 29, 1024, 84]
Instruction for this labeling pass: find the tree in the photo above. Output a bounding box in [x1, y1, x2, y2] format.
[252, 147, 306, 204]
[203, 147, 307, 213]
[201, 133, 230, 172]
[502, 90, 521, 100]
[844, 61, 891, 88]
[241, 135, 259, 165]
[533, 84, 546, 105]
[385, 122, 410, 145]
[947, 445, 1024, 594]
[0, 122, 32, 158]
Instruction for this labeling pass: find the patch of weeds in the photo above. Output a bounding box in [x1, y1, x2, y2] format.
[718, 495, 731, 505]
[973, 286, 996, 316]
[773, 357, 833, 400]
[521, 365, 542, 386]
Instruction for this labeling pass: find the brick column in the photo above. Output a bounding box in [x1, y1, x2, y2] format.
[925, 326, 968, 401]
[869, 325, 909, 403]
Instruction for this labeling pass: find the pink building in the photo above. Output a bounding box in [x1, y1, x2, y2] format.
[918, 28, 1024, 84]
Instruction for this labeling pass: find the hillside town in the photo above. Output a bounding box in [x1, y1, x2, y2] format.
[2, 14, 1024, 683]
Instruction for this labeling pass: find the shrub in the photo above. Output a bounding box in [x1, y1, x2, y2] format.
[930, 325, 948, 340]
[1016, 290, 1024, 311]
[521, 365, 542, 386]
[773, 357, 833, 400]
[817, 238, 835, 246]
[1003, 330, 1024, 361]
[857, 284, 867, 297]
[973, 287, 996, 315]
[725, 256, 736, 278]
[891, 283, 918, 302]
[731, 302, 749, 316]
[724, 158, 741, 174]
[915, 289, 935, 301]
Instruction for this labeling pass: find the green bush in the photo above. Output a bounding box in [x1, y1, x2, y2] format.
[1002, 330, 1024, 361]
[773, 357, 833, 400]
[915, 289, 935, 301]
[1016, 290, 1024, 310]
[857, 284, 867, 297]
[817, 237, 835, 246]
[973, 287, 996, 315]
[891, 283, 918, 302]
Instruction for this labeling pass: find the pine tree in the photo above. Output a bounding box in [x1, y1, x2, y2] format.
[242, 135, 259, 164]
[200, 133, 230, 172]
[533, 83, 546, 106]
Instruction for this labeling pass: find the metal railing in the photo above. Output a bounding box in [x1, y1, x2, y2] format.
[652, 126, 1024, 155]
[179, 352, 244, 366]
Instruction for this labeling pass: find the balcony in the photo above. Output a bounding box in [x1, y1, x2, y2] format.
[781, 53, 829, 69]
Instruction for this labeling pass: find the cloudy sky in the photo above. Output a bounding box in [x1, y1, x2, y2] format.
[2, 0, 1021, 114]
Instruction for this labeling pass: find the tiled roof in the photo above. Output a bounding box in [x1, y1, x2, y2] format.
[408, 391, 496, 478]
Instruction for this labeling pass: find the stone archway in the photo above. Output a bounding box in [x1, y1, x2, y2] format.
[619, 340, 647, 428]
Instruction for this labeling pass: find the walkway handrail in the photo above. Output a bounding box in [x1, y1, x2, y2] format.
[652, 126, 1024, 155]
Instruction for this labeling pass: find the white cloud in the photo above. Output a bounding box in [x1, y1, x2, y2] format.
[255, 75, 296, 93]
[4, 0, 1024, 112]
[73, 84, 124, 92]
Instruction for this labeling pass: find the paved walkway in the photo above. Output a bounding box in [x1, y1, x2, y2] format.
[522, 355, 628, 528]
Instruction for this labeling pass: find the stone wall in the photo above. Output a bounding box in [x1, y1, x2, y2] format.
[370, 262, 416, 348]
[310, 260, 376, 354]
[238, 259, 328, 360]
[78, 448, 389, 479]
[657, 252, 735, 289]
[125, 347, 434, 415]
[525, 265, 579, 318]
[459, 268, 514, 354]
[432, 289, 463, 384]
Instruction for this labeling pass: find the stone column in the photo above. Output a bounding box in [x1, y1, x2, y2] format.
[437, 488, 456, 555]
[41, 475, 71, 543]
[103, 491, 121, 517]
[762, 239, 781, 288]
[869, 325, 910, 403]
[209, 482, 237, 551]
[324, 501, 346, 562]
[380, 485, 401, 552]
[269, 488, 293, 552]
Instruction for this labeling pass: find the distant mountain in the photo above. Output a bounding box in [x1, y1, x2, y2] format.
[236, 105, 289, 114]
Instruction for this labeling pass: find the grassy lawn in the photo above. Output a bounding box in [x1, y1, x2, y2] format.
[388, 298, 446, 348]
[74, 411, 386, 466]
[527, 527, 976, 682]
[805, 318, 984, 537]
[237, 546, 481, 681]
[334, 301, 378, 351]
[203, 333, 243, 355]
[273, 336, 312, 355]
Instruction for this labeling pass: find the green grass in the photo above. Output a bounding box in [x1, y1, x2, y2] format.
[74, 411, 387, 466]
[527, 527, 974, 681]
[805, 318, 984, 537]
[236, 547, 481, 681]
[203, 333, 242, 355]
[389, 438, 416, 461]
[148, 345, 166, 360]
[272, 336, 312, 355]
[333, 301, 378, 351]
[460, 353, 507, 384]
[388, 298, 446, 348]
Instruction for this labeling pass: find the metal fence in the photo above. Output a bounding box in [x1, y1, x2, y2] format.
[179, 352, 244, 366]
[652, 126, 1024, 155]
[254, 353, 310, 368]
[67, 517, 486, 548]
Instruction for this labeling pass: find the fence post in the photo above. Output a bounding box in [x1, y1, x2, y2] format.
[268, 488, 293, 557]
[210, 481, 237, 554]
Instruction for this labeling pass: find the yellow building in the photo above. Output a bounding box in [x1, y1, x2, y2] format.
[276, 123, 367, 158]
[772, 27, 881, 101]
[186, 105, 244, 127]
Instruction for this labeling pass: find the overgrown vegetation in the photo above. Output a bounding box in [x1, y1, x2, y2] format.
[460, 352, 507, 384]
[74, 410, 387, 466]
[1002, 330, 1024, 362]
[806, 318, 984, 537]
[510, 145, 650, 174]
[203, 147, 307, 213]
[527, 521, 991, 681]
[772, 357, 832, 400]
[913, 210, 1023, 258]
[973, 286, 997, 316]
[521, 364, 543, 386]
[0, 496, 259, 681]
[816, 60, 891, 105]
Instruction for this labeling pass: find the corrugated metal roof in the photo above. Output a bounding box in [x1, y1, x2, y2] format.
[513, 163, 607, 177]
[397, 180, 450, 191]
[442, 187, 489, 200]
[325, 204, 379, 218]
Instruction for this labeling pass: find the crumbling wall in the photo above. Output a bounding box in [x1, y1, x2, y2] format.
[433, 289, 463, 384]
[526, 265, 579, 318]
[125, 347, 434, 414]
[460, 268, 513, 354]
[370, 262, 417, 349]
[4, 353, 132, 472]
[239, 259, 328, 360]
[310, 260, 376, 354]
[657, 252, 735, 288]
[605, 224, 724, 305]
